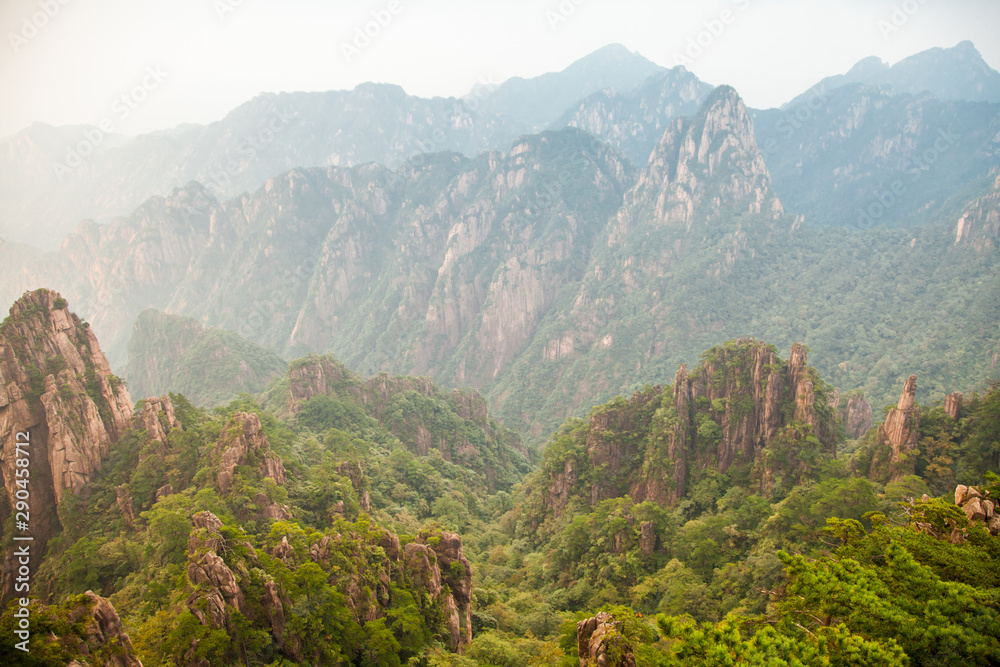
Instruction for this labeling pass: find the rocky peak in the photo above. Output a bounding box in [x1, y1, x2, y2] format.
[944, 392, 963, 420]
[135, 395, 181, 445]
[841, 393, 874, 439]
[876, 375, 921, 481]
[954, 174, 1000, 252]
[621, 85, 783, 230]
[576, 612, 637, 667]
[0, 289, 133, 600]
[540, 340, 838, 518]
[66, 592, 143, 667]
[214, 412, 290, 519]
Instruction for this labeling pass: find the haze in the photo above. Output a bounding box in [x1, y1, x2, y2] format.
[2, 0, 998, 138]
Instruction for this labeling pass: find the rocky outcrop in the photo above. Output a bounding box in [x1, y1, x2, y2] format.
[215, 411, 286, 495]
[944, 392, 963, 420]
[0, 290, 133, 600]
[955, 484, 1000, 535]
[577, 612, 637, 667]
[284, 355, 530, 492]
[954, 174, 1000, 253]
[876, 376, 921, 481]
[542, 340, 838, 518]
[135, 395, 182, 445]
[841, 393, 874, 439]
[123, 309, 287, 408]
[65, 592, 143, 667]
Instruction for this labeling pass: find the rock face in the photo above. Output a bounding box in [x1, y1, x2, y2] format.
[124, 309, 288, 407]
[0, 289, 133, 600]
[953, 173, 1000, 253]
[944, 392, 963, 420]
[874, 376, 921, 481]
[841, 393, 874, 439]
[64, 592, 143, 667]
[543, 340, 838, 517]
[214, 412, 290, 519]
[554, 65, 713, 166]
[184, 512, 474, 658]
[955, 484, 1000, 535]
[577, 612, 637, 667]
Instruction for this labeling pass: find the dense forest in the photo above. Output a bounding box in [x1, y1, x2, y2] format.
[1, 291, 997, 665]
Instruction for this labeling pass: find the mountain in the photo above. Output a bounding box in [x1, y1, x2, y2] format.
[807, 40, 1000, 104]
[5, 86, 999, 446]
[2, 288, 998, 664]
[124, 309, 288, 407]
[551, 65, 714, 165]
[755, 83, 1000, 228]
[0, 45, 662, 250]
[0, 289, 133, 598]
[478, 44, 665, 134]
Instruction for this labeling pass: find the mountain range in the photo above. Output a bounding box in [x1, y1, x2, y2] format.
[1, 41, 998, 444]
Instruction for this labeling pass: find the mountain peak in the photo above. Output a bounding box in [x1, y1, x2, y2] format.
[807, 40, 1000, 103]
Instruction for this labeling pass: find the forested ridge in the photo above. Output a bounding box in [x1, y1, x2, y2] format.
[1, 292, 998, 665]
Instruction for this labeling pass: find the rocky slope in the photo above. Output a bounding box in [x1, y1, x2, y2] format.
[753, 82, 1000, 229]
[273, 354, 532, 492]
[4, 85, 998, 444]
[0, 289, 133, 599]
[552, 65, 713, 166]
[533, 340, 839, 525]
[0, 45, 664, 250]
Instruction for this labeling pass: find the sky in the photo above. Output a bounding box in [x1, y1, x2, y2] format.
[1, 0, 998, 138]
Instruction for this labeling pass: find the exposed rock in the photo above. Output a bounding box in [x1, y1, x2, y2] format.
[188, 510, 225, 554]
[640, 521, 656, 556]
[577, 612, 637, 667]
[186, 550, 245, 630]
[944, 392, 963, 420]
[0, 290, 133, 600]
[65, 592, 143, 667]
[214, 412, 288, 518]
[135, 395, 181, 445]
[115, 485, 136, 530]
[953, 484, 999, 536]
[870, 376, 920, 481]
[842, 393, 874, 439]
[273, 535, 295, 563]
[543, 341, 838, 517]
[155, 483, 174, 500]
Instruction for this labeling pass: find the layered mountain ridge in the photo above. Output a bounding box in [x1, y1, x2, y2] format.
[4, 83, 999, 444]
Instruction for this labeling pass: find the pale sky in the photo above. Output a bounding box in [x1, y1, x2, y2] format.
[1, 0, 998, 138]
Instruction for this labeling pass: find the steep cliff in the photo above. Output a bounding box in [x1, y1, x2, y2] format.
[864, 375, 921, 482]
[535, 340, 838, 524]
[0, 289, 133, 599]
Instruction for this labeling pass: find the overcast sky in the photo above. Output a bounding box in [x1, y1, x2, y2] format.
[1, 0, 998, 138]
